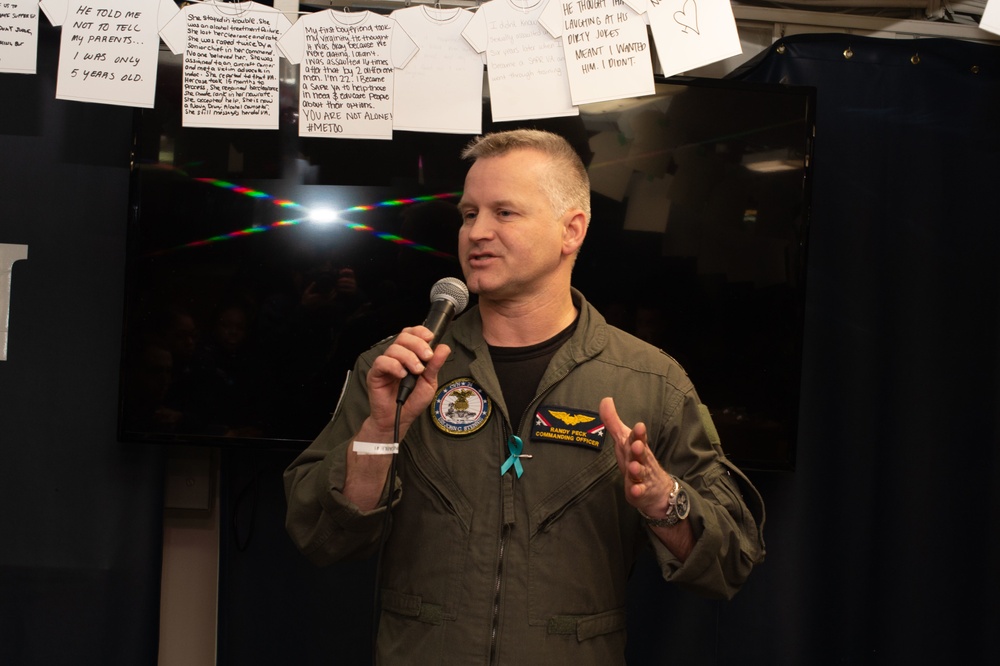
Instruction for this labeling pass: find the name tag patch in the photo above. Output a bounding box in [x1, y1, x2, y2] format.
[531, 405, 605, 450]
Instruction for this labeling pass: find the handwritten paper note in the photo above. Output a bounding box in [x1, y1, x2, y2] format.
[39, 0, 177, 107]
[0, 0, 40, 74]
[278, 10, 417, 140]
[389, 5, 483, 134]
[462, 0, 577, 122]
[540, 0, 654, 105]
[159, 1, 291, 130]
[624, 0, 741, 77]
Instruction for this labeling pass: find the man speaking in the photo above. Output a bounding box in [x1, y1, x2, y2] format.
[284, 129, 765, 664]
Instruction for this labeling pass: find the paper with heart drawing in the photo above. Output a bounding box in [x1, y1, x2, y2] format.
[623, 0, 741, 77]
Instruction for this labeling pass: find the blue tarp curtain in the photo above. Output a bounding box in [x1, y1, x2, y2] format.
[725, 33, 1000, 662]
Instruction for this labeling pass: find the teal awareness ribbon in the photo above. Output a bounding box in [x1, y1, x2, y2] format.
[500, 435, 525, 478]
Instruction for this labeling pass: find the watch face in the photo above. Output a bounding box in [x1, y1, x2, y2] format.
[675, 488, 691, 520]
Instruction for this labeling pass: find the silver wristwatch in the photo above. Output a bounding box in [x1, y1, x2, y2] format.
[639, 477, 690, 527]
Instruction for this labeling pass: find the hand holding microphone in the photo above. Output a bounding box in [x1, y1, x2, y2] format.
[364, 277, 469, 437]
[350, 278, 468, 509]
[396, 277, 470, 405]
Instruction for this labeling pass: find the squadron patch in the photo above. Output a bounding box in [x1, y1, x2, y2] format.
[432, 378, 492, 435]
[531, 405, 605, 450]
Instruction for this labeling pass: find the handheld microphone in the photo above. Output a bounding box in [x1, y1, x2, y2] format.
[396, 277, 470, 405]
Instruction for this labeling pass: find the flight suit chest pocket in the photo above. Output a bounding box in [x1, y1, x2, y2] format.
[527, 450, 630, 627]
[380, 448, 476, 623]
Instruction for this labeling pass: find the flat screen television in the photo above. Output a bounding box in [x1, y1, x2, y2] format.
[118, 39, 814, 471]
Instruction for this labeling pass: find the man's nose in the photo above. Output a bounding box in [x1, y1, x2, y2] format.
[465, 214, 496, 240]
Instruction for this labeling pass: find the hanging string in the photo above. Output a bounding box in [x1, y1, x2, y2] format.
[181, 0, 482, 17]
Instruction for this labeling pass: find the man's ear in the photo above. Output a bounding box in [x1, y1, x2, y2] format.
[562, 210, 587, 256]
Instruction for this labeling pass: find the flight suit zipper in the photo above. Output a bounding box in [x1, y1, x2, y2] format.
[489, 508, 511, 664]
[488, 383, 560, 665]
[489, 419, 513, 665]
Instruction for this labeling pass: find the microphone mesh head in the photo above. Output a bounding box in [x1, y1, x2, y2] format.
[430, 277, 470, 314]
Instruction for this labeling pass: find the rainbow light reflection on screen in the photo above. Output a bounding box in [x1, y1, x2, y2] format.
[149, 171, 461, 257]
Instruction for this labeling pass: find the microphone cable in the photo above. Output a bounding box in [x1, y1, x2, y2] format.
[370, 401, 403, 665]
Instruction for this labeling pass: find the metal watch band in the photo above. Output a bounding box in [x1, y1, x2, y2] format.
[639, 477, 682, 527]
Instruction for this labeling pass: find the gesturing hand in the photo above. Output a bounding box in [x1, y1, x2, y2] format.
[600, 396, 674, 516]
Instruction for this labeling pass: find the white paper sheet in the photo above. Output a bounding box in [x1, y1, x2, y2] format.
[278, 9, 417, 140]
[624, 0, 741, 78]
[539, 0, 654, 106]
[0, 0, 40, 74]
[462, 0, 577, 122]
[389, 5, 483, 135]
[982, 0, 1000, 38]
[0, 243, 29, 361]
[39, 0, 178, 108]
[159, 1, 292, 130]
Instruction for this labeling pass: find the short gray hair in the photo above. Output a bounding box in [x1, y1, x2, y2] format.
[461, 130, 591, 226]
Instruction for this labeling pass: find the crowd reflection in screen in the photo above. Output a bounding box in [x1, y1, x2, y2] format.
[123, 200, 463, 443]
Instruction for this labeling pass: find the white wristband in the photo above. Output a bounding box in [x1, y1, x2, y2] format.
[352, 441, 399, 455]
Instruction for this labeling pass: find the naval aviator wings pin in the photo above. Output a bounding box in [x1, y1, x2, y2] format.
[531, 405, 606, 450]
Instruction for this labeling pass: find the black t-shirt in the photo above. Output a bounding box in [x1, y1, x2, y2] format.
[489, 317, 578, 432]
